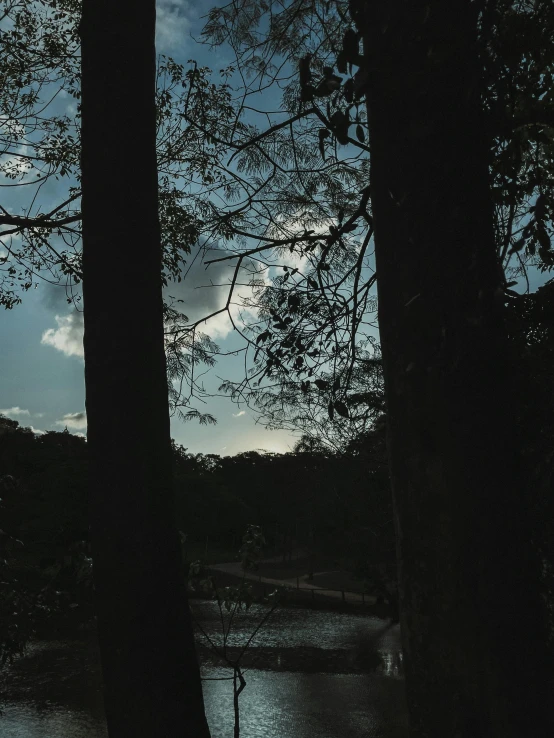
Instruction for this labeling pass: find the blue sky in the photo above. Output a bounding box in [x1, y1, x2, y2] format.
[0, 0, 297, 455]
[1, 0, 547, 454]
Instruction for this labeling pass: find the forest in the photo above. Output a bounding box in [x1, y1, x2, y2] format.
[1, 0, 554, 736]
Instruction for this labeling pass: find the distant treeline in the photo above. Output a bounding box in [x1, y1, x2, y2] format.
[0, 415, 394, 584]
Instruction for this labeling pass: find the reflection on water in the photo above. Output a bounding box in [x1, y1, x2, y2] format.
[0, 602, 407, 738]
[380, 651, 404, 678]
[191, 600, 396, 651]
[0, 704, 107, 738]
[202, 670, 408, 738]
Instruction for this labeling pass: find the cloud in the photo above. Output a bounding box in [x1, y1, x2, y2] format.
[233, 410, 246, 417]
[164, 243, 267, 340]
[0, 408, 45, 434]
[0, 409, 46, 432]
[39, 242, 265, 358]
[156, 0, 192, 53]
[41, 279, 82, 313]
[55, 411, 87, 430]
[28, 426, 45, 435]
[41, 311, 84, 358]
[0, 406, 30, 418]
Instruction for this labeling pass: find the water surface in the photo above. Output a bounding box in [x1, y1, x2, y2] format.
[0, 602, 407, 737]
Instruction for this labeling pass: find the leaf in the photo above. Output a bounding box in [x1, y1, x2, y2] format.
[333, 376, 341, 392]
[315, 379, 329, 391]
[298, 54, 312, 90]
[334, 400, 349, 418]
[256, 330, 270, 344]
[330, 110, 350, 145]
[288, 294, 301, 311]
[336, 50, 348, 75]
[318, 128, 330, 161]
[536, 227, 551, 251]
[343, 78, 354, 103]
[509, 237, 526, 254]
[535, 193, 547, 220]
[314, 72, 343, 97]
[342, 28, 362, 66]
[356, 124, 365, 143]
[328, 400, 335, 420]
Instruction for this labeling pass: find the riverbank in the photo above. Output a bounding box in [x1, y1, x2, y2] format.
[203, 557, 398, 619]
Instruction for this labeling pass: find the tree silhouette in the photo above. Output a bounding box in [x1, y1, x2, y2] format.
[197, 1, 554, 734]
[359, 1, 552, 735]
[80, 1, 210, 735]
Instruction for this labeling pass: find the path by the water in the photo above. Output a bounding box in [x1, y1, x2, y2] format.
[209, 552, 377, 606]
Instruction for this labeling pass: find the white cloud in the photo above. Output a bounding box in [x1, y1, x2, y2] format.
[0, 406, 30, 418]
[165, 243, 268, 340]
[0, 409, 46, 431]
[40, 246, 265, 358]
[156, 0, 192, 53]
[41, 311, 84, 358]
[233, 410, 246, 417]
[55, 411, 87, 430]
[257, 445, 288, 454]
[28, 426, 45, 435]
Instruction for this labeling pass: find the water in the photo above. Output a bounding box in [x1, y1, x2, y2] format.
[0, 602, 408, 737]
[192, 600, 399, 650]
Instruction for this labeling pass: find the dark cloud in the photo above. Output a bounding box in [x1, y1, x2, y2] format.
[55, 410, 87, 429]
[163, 243, 258, 338]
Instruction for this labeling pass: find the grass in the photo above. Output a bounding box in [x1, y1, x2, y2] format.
[258, 553, 340, 581]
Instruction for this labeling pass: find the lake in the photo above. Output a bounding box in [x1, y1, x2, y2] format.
[0, 601, 408, 737]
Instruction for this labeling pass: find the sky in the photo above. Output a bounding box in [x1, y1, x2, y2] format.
[0, 0, 297, 455]
[0, 1, 548, 454]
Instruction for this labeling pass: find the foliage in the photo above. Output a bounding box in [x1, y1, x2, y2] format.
[0, 462, 67, 686]
[0, 2, 236, 421]
[186, 0, 554, 442]
[238, 523, 265, 571]
[0, 0, 81, 309]
[3, 1, 554, 437]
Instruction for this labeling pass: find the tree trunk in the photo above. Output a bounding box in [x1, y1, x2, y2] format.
[359, 1, 553, 735]
[80, 2, 210, 736]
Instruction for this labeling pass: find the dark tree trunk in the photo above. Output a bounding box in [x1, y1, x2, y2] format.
[358, 1, 553, 735]
[80, 2, 210, 736]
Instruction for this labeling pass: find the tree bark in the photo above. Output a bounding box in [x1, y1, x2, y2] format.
[359, 1, 553, 735]
[80, 2, 210, 736]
